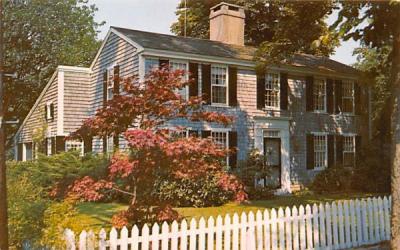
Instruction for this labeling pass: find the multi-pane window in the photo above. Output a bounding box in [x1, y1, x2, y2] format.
[107, 67, 114, 100]
[314, 135, 327, 169]
[265, 73, 280, 108]
[343, 136, 355, 167]
[313, 79, 326, 111]
[107, 136, 114, 153]
[170, 129, 188, 139]
[145, 58, 159, 75]
[211, 131, 229, 165]
[211, 66, 227, 105]
[170, 61, 188, 100]
[342, 80, 355, 114]
[66, 140, 84, 156]
[45, 102, 54, 121]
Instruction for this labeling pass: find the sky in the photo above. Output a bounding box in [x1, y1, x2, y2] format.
[89, 0, 360, 66]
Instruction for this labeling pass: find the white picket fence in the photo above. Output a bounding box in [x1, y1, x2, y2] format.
[65, 196, 391, 250]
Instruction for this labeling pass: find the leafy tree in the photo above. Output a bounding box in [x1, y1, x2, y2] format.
[171, 0, 339, 60]
[69, 69, 247, 227]
[3, 0, 103, 147]
[331, 1, 400, 247]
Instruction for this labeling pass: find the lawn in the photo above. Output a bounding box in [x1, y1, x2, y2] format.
[76, 192, 386, 231]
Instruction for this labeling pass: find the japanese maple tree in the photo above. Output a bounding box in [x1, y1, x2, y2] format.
[69, 67, 247, 227]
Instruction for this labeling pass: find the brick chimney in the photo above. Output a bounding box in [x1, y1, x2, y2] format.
[209, 2, 245, 46]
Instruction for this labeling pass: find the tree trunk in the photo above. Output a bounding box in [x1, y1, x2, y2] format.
[390, 7, 400, 248]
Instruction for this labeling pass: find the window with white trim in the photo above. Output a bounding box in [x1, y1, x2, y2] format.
[314, 135, 327, 169]
[170, 61, 188, 100]
[145, 58, 159, 75]
[343, 135, 355, 167]
[313, 79, 326, 112]
[106, 66, 114, 100]
[47, 138, 52, 156]
[107, 136, 114, 153]
[342, 80, 355, 114]
[211, 131, 229, 165]
[45, 102, 54, 121]
[66, 140, 84, 156]
[211, 66, 228, 105]
[265, 73, 280, 108]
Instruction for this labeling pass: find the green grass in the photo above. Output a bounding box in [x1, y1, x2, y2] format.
[76, 192, 385, 231]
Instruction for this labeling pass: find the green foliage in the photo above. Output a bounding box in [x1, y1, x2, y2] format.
[246, 186, 275, 200]
[153, 175, 232, 207]
[41, 199, 84, 249]
[7, 173, 49, 248]
[172, 0, 339, 60]
[4, 0, 103, 147]
[310, 166, 353, 194]
[236, 149, 270, 187]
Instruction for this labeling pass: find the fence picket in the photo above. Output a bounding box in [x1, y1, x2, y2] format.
[270, 209, 278, 250]
[120, 227, 128, 250]
[299, 205, 306, 250]
[278, 208, 285, 250]
[256, 211, 263, 250]
[312, 204, 320, 249]
[285, 207, 292, 250]
[305, 205, 313, 250]
[343, 200, 351, 248]
[161, 222, 169, 250]
[66, 196, 392, 250]
[240, 212, 247, 250]
[170, 221, 179, 250]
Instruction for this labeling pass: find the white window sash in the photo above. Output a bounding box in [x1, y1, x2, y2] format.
[169, 60, 189, 100]
[265, 72, 280, 109]
[313, 78, 327, 113]
[342, 80, 355, 114]
[211, 64, 229, 106]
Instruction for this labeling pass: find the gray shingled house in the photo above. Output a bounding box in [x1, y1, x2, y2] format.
[14, 3, 370, 193]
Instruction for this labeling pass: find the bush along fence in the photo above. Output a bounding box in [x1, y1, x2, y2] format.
[64, 196, 391, 250]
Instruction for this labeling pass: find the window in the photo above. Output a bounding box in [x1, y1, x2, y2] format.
[211, 66, 228, 105]
[343, 135, 355, 167]
[106, 66, 114, 100]
[211, 131, 229, 165]
[313, 79, 326, 112]
[47, 138, 52, 156]
[342, 80, 355, 114]
[66, 140, 84, 156]
[314, 135, 327, 169]
[45, 102, 54, 121]
[265, 73, 280, 108]
[170, 129, 188, 139]
[145, 58, 159, 75]
[170, 61, 188, 100]
[107, 136, 114, 153]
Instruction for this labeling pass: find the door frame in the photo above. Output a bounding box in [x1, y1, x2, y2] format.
[263, 137, 282, 189]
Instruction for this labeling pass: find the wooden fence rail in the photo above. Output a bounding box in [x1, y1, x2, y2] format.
[65, 196, 391, 250]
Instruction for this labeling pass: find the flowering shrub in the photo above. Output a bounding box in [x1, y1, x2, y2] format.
[70, 68, 247, 226]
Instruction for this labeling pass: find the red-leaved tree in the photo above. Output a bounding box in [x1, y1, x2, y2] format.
[69, 68, 247, 227]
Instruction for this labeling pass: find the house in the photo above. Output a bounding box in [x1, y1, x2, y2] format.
[14, 2, 370, 193]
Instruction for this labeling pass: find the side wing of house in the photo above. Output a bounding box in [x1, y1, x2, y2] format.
[89, 30, 142, 153]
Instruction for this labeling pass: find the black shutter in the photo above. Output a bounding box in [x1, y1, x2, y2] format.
[229, 131, 238, 168]
[355, 135, 362, 166]
[159, 59, 169, 69]
[306, 134, 314, 169]
[188, 130, 199, 137]
[84, 137, 93, 154]
[228, 66, 238, 107]
[280, 73, 288, 110]
[355, 82, 361, 115]
[103, 71, 108, 107]
[17, 143, 23, 161]
[256, 74, 265, 110]
[103, 136, 107, 153]
[113, 135, 119, 149]
[188, 63, 199, 97]
[327, 79, 334, 114]
[201, 130, 211, 138]
[335, 80, 342, 114]
[336, 135, 343, 165]
[56, 136, 65, 153]
[201, 64, 211, 104]
[328, 135, 335, 168]
[50, 103, 54, 120]
[306, 76, 314, 112]
[43, 138, 48, 155]
[44, 105, 47, 120]
[51, 137, 56, 155]
[114, 65, 120, 95]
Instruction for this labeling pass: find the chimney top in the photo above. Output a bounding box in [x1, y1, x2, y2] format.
[209, 2, 245, 46]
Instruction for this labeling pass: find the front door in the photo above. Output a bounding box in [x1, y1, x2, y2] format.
[263, 137, 281, 189]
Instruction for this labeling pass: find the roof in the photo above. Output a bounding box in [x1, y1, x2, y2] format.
[112, 26, 360, 76]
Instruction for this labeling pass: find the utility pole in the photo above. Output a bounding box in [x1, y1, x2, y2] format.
[0, 0, 8, 248]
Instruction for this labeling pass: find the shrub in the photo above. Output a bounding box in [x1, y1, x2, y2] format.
[310, 166, 353, 194]
[7, 173, 49, 248]
[246, 186, 275, 200]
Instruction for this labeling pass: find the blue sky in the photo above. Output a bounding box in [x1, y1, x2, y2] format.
[90, 0, 359, 65]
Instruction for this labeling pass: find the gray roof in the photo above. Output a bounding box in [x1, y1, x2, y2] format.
[113, 26, 359, 76]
